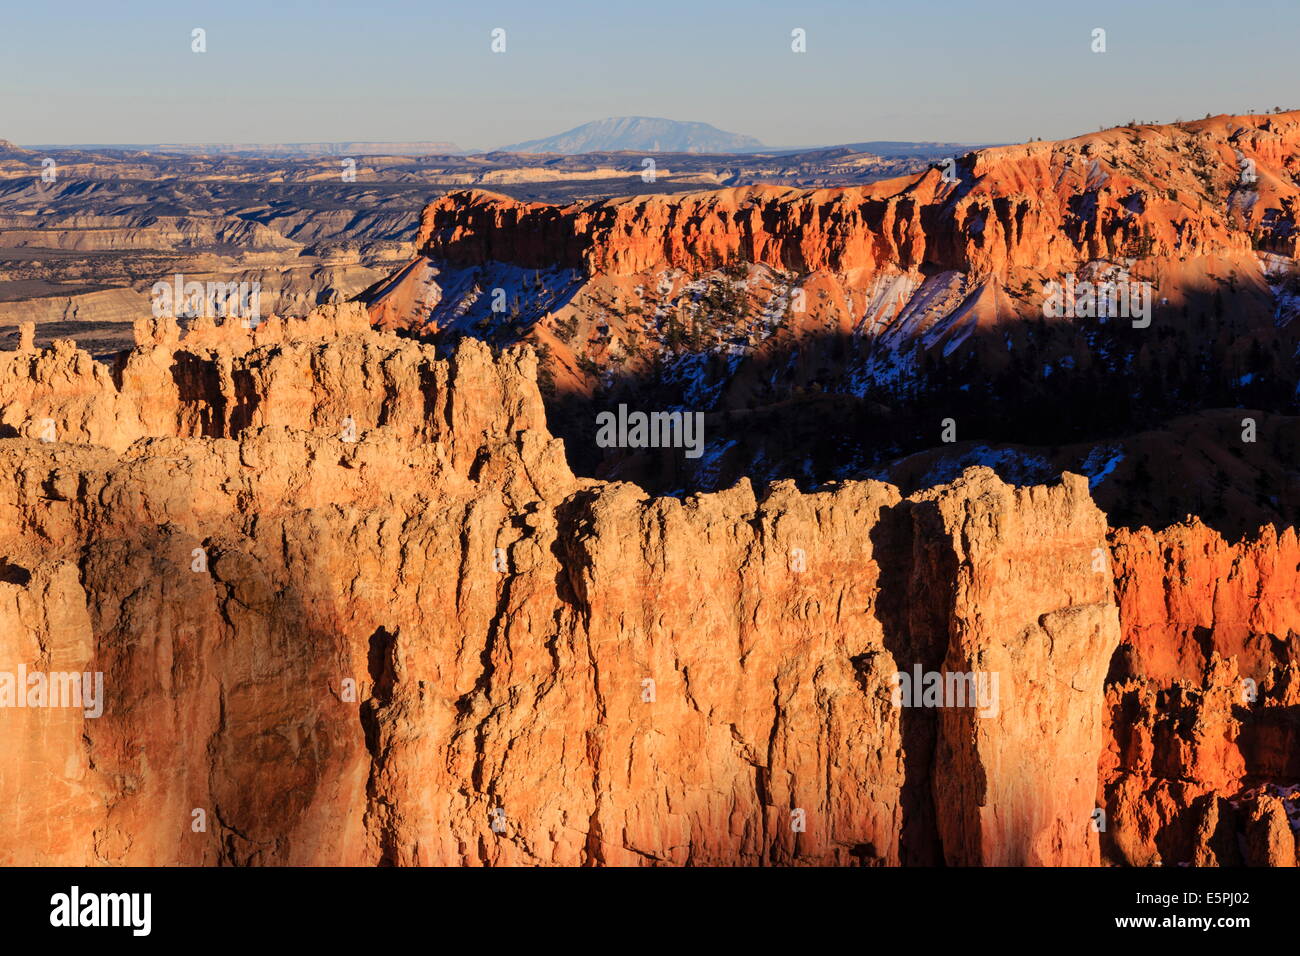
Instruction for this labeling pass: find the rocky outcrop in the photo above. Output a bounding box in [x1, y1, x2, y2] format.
[0, 308, 1130, 866]
[0, 304, 549, 470]
[1101, 521, 1300, 866]
[410, 112, 1300, 280]
[1110, 521, 1300, 687]
[376, 112, 1296, 392]
[918, 474, 1119, 866]
[363, 116, 1300, 543]
[1243, 794, 1298, 866]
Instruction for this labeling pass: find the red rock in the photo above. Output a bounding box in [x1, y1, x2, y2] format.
[0, 312, 1132, 866]
[2, 294, 1297, 866]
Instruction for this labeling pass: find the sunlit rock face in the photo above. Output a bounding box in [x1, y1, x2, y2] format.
[1, 302, 1293, 866]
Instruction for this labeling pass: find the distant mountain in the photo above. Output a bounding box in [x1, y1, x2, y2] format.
[0, 139, 30, 155]
[497, 117, 765, 154]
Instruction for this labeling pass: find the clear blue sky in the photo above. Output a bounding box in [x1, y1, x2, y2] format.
[2, 0, 1294, 149]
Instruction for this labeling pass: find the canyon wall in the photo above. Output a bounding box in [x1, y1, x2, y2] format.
[0, 307, 1294, 865]
[410, 112, 1300, 281]
[1101, 523, 1300, 866]
[363, 115, 1300, 544]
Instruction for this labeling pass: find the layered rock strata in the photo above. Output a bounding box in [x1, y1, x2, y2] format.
[0, 307, 1293, 865]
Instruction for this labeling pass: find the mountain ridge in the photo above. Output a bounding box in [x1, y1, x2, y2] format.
[497, 116, 766, 154]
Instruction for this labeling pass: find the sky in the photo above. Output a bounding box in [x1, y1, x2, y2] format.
[1, 0, 1295, 150]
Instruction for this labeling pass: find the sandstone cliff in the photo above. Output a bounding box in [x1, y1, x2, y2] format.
[375, 110, 1300, 345]
[1101, 522, 1300, 866]
[2, 305, 1296, 865]
[0, 306, 1156, 866]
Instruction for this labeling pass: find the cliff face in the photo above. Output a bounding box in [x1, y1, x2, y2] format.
[917, 476, 1119, 866]
[1111, 522, 1300, 688]
[1, 307, 1295, 866]
[0, 307, 1145, 866]
[408, 111, 1300, 280]
[1101, 522, 1300, 867]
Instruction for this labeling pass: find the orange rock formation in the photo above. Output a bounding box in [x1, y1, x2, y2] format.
[1, 304, 1293, 865]
[412, 112, 1299, 279]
